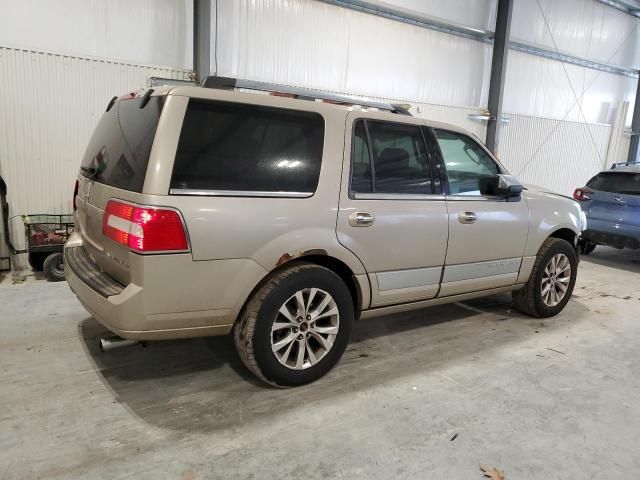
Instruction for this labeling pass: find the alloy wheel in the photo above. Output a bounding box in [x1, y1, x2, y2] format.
[270, 288, 340, 370]
[541, 253, 571, 307]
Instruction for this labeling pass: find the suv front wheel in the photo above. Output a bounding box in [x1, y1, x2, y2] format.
[512, 237, 578, 318]
[234, 263, 354, 387]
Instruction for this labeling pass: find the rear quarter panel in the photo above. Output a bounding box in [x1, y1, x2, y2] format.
[143, 89, 369, 312]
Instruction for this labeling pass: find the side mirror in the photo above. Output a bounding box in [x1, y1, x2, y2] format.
[495, 174, 523, 199]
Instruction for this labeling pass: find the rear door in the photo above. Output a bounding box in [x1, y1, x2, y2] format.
[336, 112, 448, 308]
[74, 94, 166, 285]
[585, 172, 640, 228]
[431, 128, 529, 296]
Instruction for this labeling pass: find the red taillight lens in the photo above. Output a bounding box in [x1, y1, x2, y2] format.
[102, 200, 188, 253]
[573, 188, 592, 201]
[73, 180, 79, 211]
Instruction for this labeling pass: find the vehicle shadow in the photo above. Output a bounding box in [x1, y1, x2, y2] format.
[581, 246, 640, 274]
[78, 293, 590, 434]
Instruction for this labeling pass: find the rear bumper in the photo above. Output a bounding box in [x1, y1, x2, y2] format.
[64, 236, 246, 340]
[582, 219, 640, 249]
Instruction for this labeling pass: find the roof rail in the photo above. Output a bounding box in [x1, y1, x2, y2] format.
[611, 161, 640, 169]
[201, 76, 412, 116]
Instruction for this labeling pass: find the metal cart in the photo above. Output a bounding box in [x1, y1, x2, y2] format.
[23, 214, 74, 281]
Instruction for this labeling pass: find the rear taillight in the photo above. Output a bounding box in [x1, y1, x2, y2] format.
[573, 188, 592, 201]
[102, 199, 189, 253]
[73, 180, 79, 211]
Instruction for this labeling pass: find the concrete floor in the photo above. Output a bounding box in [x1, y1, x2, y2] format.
[1, 247, 640, 479]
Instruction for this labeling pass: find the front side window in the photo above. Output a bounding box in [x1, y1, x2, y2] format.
[170, 100, 325, 194]
[434, 129, 500, 196]
[350, 120, 432, 195]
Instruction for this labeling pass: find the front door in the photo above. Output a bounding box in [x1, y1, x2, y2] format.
[430, 128, 529, 296]
[336, 112, 449, 308]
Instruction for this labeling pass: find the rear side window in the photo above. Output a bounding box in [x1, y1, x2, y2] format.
[170, 100, 325, 194]
[350, 119, 432, 194]
[80, 96, 165, 192]
[587, 172, 640, 195]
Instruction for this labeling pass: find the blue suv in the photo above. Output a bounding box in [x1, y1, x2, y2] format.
[574, 165, 640, 253]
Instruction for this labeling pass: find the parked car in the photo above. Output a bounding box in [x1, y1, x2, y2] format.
[574, 165, 640, 254]
[65, 78, 586, 386]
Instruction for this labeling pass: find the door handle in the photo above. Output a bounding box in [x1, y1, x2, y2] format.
[348, 212, 375, 227]
[458, 211, 477, 224]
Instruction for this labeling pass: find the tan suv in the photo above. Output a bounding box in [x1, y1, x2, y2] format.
[65, 77, 586, 386]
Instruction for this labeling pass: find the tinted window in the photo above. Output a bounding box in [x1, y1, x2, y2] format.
[434, 129, 500, 196]
[351, 120, 432, 194]
[80, 96, 165, 192]
[587, 172, 640, 195]
[170, 100, 325, 194]
[351, 121, 372, 193]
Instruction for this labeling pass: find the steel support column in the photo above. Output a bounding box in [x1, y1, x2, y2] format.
[194, 0, 211, 82]
[486, 0, 514, 156]
[628, 79, 640, 163]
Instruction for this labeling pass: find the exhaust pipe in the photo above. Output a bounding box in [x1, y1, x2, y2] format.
[99, 336, 141, 352]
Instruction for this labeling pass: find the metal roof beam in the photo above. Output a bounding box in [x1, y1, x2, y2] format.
[486, 0, 514, 155]
[595, 0, 640, 18]
[318, 0, 639, 78]
[193, 0, 211, 82]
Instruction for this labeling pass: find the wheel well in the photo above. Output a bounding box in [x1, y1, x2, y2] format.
[549, 228, 577, 248]
[293, 255, 362, 312]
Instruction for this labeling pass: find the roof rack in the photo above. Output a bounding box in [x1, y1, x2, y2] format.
[201, 76, 412, 116]
[611, 161, 640, 169]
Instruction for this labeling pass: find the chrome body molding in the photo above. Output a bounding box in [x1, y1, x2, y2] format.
[376, 266, 442, 291]
[352, 193, 446, 201]
[442, 257, 522, 283]
[169, 189, 313, 198]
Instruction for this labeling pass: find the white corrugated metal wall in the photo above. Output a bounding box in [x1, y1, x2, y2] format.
[499, 114, 612, 195]
[210, 0, 635, 192]
[0, 46, 191, 266]
[1, 0, 638, 268]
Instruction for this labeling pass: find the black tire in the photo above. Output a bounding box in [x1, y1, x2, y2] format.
[512, 237, 578, 318]
[28, 253, 47, 272]
[43, 253, 65, 282]
[234, 263, 354, 387]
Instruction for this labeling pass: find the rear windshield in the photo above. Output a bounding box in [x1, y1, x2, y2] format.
[80, 96, 165, 192]
[170, 99, 325, 194]
[587, 172, 640, 195]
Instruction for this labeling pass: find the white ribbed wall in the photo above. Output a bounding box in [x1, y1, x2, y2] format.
[498, 114, 612, 195]
[0, 46, 624, 268]
[0, 46, 191, 263]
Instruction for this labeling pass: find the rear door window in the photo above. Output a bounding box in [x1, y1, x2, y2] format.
[350, 119, 432, 194]
[170, 99, 325, 195]
[587, 172, 640, 195]
[80, 96, 165, 192]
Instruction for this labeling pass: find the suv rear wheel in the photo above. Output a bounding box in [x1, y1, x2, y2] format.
[512, 237, 577, 318]
[234, 263, 354, 387]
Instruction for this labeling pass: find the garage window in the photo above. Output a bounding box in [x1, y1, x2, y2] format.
[170, 99, 325, 195]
